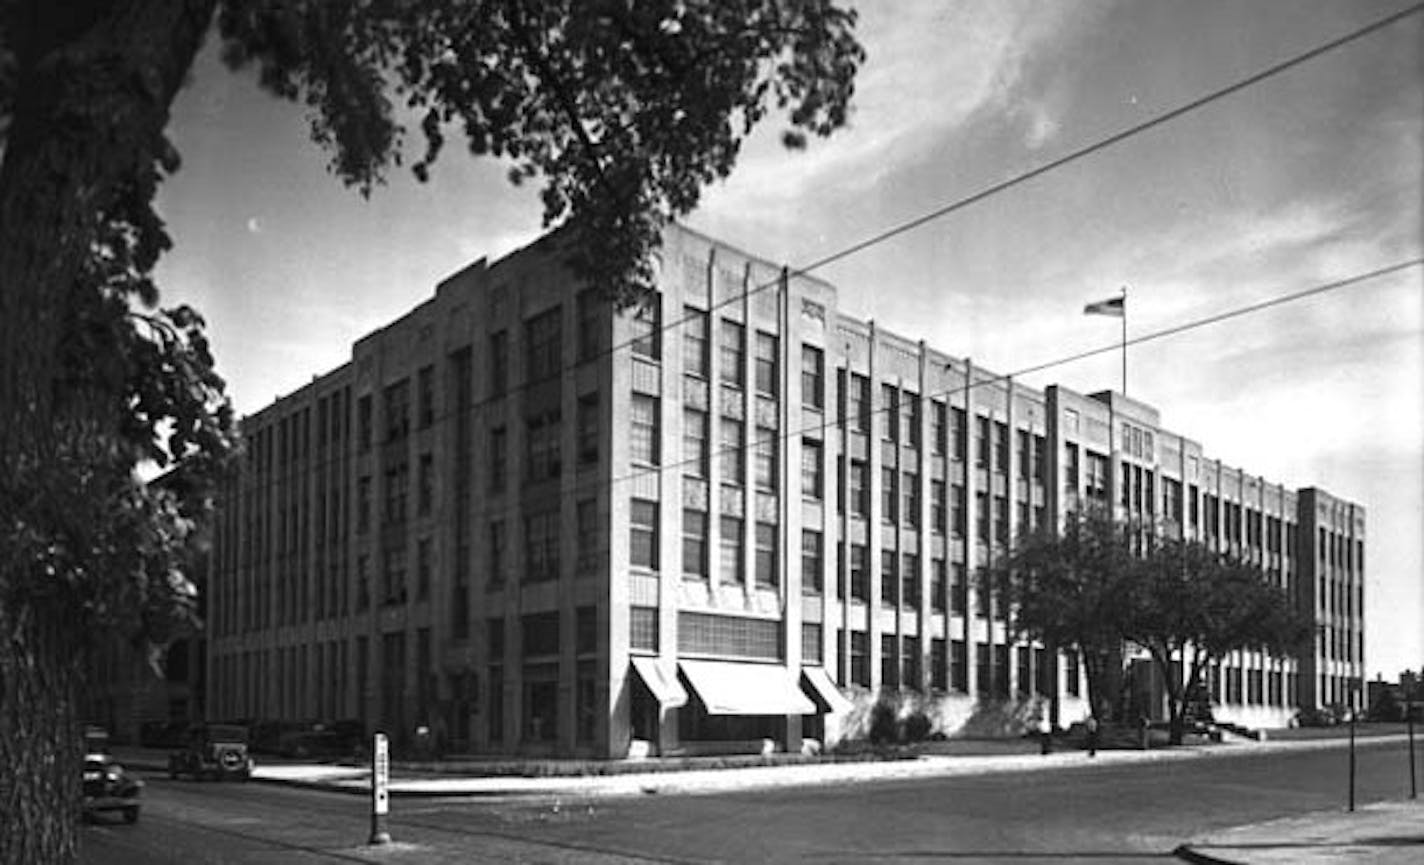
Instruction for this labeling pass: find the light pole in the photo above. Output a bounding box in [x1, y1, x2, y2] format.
[1405, 669, 1418, 800]
[1347, 683, 1360, 813]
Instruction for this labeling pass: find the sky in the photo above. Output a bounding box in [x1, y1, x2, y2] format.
[153, 1, 1423, 678]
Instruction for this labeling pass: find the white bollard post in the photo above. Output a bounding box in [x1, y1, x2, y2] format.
[369, 732, 391, 845]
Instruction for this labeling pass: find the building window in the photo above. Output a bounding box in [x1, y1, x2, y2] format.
[383, 461, 409, 524]
[524, 510, 559, 583]
[719, 516, 744, 584]
[525, 307, 562, 381]
[684, 307, 709, 377]
[1054, 649, 1075, 695]
[802, 623, 823, 664]
[754, 331, 778, 396]
[849, 460, 869, 517]
[881, 466, 897, 522]
[488, 520, 505, 587]
[931, 480, 946, 531]
[881, 550, 897, 605]
[931, 558, 947, 612]
[902, 472, 919, 528]
[576, 500, 598, 576]
[382, 545, 406, 604]
[850, 632, 870, 687]
[754, 522, 778, 587]
[903, 393, 920, 449]
[418, 453, 433, 516]
[882, 385, 899, 442]
[754, 425, 777, 489]
[951, 640, 967, 692]
[931, 638, 947, 690]
[630, 395, 659, 465]
[417, 365, 434, 429]
[850, 374, 871, 433]
[903, 636, 921, 692]
[684, 408, 708, 477]
[932, 401, 947, 455]
[416, 537, 431, 601]
[630, 499, 659, 570]
[577, 289, 601, 361]
[882, 634, 898, 688]
[801, 438, 823, 500]
[719, 319, 744, 387]
[489, 329, 508, 396]
[356, 554, 370, 611]
[357, 394, 373, 451]
[356, 476, 372, 534]
[801, 529, 823, 595]
[801, 345, 823, 409]
[902, 553, 920, 610]
[524, 410, 562, 482]
[488, 427, 507, 492]
[683, 509, 708, 579]
[975, 416, 990, 468]
[994, 421, 1009, 474]
[629, 302, 660, 360]
[720, 417, 744, 484]
[577, 393, 599, 466]
[849, 544, 869, 601]
[630, 607, 659, 651]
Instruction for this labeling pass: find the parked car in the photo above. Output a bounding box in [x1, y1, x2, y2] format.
[82, 747, 141, 823]
[167, 723, 254, 781]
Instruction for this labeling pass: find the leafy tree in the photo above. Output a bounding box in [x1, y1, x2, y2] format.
[1119, 535, 1312, 745]
[1001, 509, 1135, 723]
[0, 2, 864, 860]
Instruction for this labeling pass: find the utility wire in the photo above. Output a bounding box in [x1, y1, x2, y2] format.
[255, 0, 1421, 444]
[223, 3, 1424, 538]
[607, 258, 1424, 494]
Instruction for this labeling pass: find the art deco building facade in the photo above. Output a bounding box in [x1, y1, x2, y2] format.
[207, 224, 1366, 757]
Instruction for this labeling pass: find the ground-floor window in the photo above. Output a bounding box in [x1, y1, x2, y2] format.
[523, 663, 558, 742]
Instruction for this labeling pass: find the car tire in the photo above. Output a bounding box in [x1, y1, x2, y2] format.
[123, 807, 139, 824]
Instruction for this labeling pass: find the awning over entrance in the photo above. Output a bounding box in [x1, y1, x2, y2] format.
[679, 659, 816, 716]
[802, 666, 854, 714]
[630, 656, 688, 709]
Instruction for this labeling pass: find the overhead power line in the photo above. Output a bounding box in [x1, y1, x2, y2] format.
[608, 257, 1424, 493]
[320, 0, 1422, 433]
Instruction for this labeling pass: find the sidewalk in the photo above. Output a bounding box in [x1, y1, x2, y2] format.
[1175, 799, 1424, 865]
[112, 735, 1421, 863]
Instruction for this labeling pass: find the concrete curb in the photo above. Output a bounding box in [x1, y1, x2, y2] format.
[1172, 843, 1235, 865]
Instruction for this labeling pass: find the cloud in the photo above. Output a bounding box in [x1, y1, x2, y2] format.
[700, 1, 1100, 212]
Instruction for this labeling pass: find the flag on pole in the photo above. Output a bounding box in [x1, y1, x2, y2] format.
[1083, 295, 1125, 317]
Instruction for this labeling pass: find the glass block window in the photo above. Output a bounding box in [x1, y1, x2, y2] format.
[677, 612, 781, 660]
[630, 607, 659, 651]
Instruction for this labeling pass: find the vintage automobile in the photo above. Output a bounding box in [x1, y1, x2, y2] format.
[82, 750, 142, 823]
[167, 723, 254, 781]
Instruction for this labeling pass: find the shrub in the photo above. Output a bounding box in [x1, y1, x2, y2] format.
[868, 696, 899, 744]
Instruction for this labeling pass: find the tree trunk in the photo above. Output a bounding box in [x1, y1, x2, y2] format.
[0, 2, 215, 861]
[0, 600, 85, 864]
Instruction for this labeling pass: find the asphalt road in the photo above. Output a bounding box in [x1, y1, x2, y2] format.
[80, 738, 1419, 864]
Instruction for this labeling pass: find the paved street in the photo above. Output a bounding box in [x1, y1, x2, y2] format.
[81, 738, 1418, 864]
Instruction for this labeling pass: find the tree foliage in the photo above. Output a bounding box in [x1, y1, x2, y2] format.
[0, 2, 863, 860]
[1001, 509, 1135, 721]
[215, 0, 863, 304]
[1123, 534, 1312, 744]
[1003, 511, 1312, 743]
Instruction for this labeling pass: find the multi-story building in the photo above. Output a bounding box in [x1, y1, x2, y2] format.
[207, 224, 1366, 757]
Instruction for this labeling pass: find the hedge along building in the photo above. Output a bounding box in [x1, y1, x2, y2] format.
[205, 223, 1365, 757]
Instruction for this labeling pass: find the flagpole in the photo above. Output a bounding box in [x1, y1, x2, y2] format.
[1120, 285, 1128, 396]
